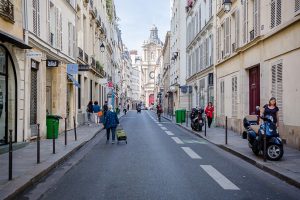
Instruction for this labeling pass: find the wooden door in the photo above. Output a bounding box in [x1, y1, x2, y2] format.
[249, 66, 260, 115]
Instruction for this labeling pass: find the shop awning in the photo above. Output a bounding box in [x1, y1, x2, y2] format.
[67, 74, 80, 88]
[0, 30, 32, 49]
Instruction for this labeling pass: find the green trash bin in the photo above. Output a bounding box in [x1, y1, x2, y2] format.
[175, 110, 181, 123]
[46, 115, 62, 139]
[181, 109, 186, 123]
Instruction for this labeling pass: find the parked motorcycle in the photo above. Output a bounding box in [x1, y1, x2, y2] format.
[190, 108, 204, 132]
[137, 107, 141, 113]
[243, 114, 283, 161]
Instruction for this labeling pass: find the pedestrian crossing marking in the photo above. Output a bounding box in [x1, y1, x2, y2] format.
[200, 165, 240, 190]
[171, 137, 184, 144]
[165, 131, 174, 136]
[181, 147, 202, 159]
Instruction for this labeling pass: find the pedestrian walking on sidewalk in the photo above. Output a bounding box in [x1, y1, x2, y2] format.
[93, 101, 101, 124]
[104, 105, 119, 144]
[86, 101, 94, 125]
[205, 102, 214, 128]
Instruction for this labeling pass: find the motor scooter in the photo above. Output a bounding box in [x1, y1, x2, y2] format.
[243, 113, 284, 161]
[190, 108, 204, 132]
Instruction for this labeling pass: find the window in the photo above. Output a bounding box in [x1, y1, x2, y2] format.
[232, 76, 238, 117]
[271, 61, 283, 122]
[243, 0, 248, 44]
[216, 27, 221, 60]
[68, 23, 76, 57]
[209, 0, 212, 18]
[235, 9, 240, 48]
[271, 0, 282, 29]
[253, 0, 260, 37]
[225, 17, 231, 56]
[32, 0, 40, 36]
[295, 0, 300, 13]
[78, 75, 81, 109]
[220, 80, 225, 115]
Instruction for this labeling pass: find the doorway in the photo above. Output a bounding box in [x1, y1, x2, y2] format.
[0, 45, 17, 145]
[249, 66, 260, 115]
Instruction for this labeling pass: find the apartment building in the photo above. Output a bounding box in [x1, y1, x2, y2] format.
[170, 0, 187, 112]
[0, 0, 31, 144]
[215, 0, 300, 149]
[186, 0, 215, 110]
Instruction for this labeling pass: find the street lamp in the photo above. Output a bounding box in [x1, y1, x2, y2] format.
[100, 43, 105, 53]
[223, 0, 232, 13]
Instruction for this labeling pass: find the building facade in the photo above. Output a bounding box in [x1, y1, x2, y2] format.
[215, 0, 300, 149]
[0, 0, 31, 144]
[141, 25, 163, 107]
[186, 0, 215, 110]
[170, 0, 188, 113]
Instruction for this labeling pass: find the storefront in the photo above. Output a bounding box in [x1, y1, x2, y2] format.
[0, 45, 17, 145]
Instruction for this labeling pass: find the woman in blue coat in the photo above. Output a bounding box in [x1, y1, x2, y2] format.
[104, 105, 119, 144]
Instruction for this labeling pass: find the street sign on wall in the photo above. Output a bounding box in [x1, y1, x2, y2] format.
[46, 60, 59, 67]
[26, 52, 42, 57]
[67, 64, 78, 75]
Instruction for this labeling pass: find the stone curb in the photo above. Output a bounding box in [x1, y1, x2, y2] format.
[161, 115, 300, 189]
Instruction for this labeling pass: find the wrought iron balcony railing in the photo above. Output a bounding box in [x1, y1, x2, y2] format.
[91, 57, 96, 66]
[0, 0, 14, 23]
[84, 53, 88, 63]
[78, 47, 83, 60]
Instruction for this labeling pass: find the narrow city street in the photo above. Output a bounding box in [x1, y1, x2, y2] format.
[21, 111, 299, 200]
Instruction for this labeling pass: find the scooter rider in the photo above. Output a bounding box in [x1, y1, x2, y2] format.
[157, 103, 163, 120]
[258, 97, 279, 141]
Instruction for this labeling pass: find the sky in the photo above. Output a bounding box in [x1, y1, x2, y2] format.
[114, 0, 171, 54]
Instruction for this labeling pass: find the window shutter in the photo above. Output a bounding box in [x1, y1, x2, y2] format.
[37, 0, 40, 36]
[206, 37, 209, 67]
[276, 0, 282, 26]
[254, 0, 260, 37]
[210, 35, 213, 65]
[271, 62, 283, 122]
[236, 9, 240, 48]
[68, 23, 71, 56]
[54, 7, 58, 48]
[73, 25, 76, 58]
[57, 11, 62, 50]
[296, 0, 300, 12]
[209, 0, 212, 18]
[32, 0, 37, 35]
[243, 0, 248, 44]
[271, 0, 276, 28]
[47, 0, 51, 43]
[220, 81, 225, 115]
[232, 76, 238, 117]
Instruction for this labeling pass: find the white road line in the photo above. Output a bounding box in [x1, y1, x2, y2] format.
[161, 127, 167, 130]
[181, 147, 202, 159]
[200, 165, 240, 190]
[171, 137, 184, 144]
[158, 124, 163, 126]
[165, 131, 174, 136]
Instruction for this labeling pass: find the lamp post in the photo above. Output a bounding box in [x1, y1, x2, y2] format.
[223, 0, 232, 13]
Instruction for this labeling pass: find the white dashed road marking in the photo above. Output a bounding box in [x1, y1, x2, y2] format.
[181, 147, 202, 159]
[171, 137, 184, 144]
[161, 127, 167, 130]
[200, 165, 240, 190]
[165, 131, 174, 136]
[158, 124, 163, 126]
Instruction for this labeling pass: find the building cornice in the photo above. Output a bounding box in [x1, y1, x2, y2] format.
[186, 65, 214, 83]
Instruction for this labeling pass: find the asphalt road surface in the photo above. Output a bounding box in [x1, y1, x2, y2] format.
[21, 110, 300, 200]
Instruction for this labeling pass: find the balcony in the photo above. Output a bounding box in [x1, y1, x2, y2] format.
[96, 16, 101, 27]
[250, 30, 255, 41]
[89, 0, 96, 18]
[84, 53, 88, 63]
[78, 47, 83, 60]
[78, 64, 106, 78]
[91, 57, 96, 67]
[0, 0, 14, 23]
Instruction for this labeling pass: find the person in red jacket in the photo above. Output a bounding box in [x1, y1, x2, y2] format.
[205, 102, 214, 128]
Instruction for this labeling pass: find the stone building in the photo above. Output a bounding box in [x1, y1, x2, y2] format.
[141, 25, 163, 107]
[186, 0, 215, 110]
[214, 0, 300, 149]
[0, 0, 31, 144]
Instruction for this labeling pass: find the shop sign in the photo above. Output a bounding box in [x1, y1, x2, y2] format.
[46, 60, 59, 67]
[67, 64, 78, 75]
[26, 52, 42, 58]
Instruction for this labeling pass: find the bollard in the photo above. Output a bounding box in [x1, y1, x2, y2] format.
[225, 116, 228, 145]
[204, 116, 207, 137]
[52, 124, 55, 154]
[73, 116, 77, 141]
[65, 118, 67, 146]
[8, 130, 13, 180]
[186, 111, 188, 127]
[263, 133, 267, 162]
[37, 124, 40, 164]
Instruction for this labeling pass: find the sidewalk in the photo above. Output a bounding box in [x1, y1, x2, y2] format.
[0, 113, 124, 200]
[162, 113, 300, 189]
